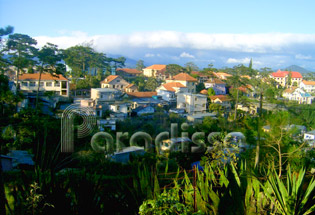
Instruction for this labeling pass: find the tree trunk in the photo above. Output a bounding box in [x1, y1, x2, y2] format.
[15, 67, 20, 112]
[35, 68, 43, 109]
[255, 92, 263, 168]
[234, 89, 239, 121]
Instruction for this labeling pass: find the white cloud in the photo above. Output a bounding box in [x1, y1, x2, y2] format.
[227, 57, 251, 64]
[180, 52, 195, 58]
[34, 31, 315, 54]
[295, 54, 312, 60]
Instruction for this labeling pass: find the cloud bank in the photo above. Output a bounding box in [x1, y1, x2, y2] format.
[34, 31, 315, 70]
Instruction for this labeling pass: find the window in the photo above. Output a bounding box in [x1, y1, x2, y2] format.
[46, 82, 52, 87]
[30, 82, 36, 87]
[55, 81, 60, 87]
[22, 82, 28, 86]
[40, 82, 44, 87]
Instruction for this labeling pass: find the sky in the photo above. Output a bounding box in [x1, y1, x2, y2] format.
[1, 0, 315, 70]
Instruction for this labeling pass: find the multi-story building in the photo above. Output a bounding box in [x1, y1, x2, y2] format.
[282, 87, 313, 104]
[100, 75, 130, 91]
[300, 80, 315, 93]
[166, 73, 197, 93]
[142, 64, 166, 78]
[270, 70, 303, 87]
[177, 93, 207, 114]
[18, 73, 69, 96]
[156, 82, 188, 102]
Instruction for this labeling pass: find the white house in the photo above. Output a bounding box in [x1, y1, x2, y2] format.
[156, 82, 188, 102]
[109, 103, 132, 117]
[300, 80, 315, 93]
[282, 87, 313, 104]
[304, 130, 315, 147]
[101, 75, 130, 92]
[91, 88, 123, 104]
[18, 73, 69, 96]
[177, 93, 207, 114]
[205, 79, 226, 95]
[166, 73, 197, 93]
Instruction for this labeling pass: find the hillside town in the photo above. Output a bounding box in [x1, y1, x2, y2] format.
[2, 28, 315, 214]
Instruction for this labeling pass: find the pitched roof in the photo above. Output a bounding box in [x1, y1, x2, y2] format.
[168, 73, 197, 82]
[272, 70, 303, 78]
[144, 64, 166, 71]
[283, 87, 297, 94]
[19, 73, 68, 81]
[205, 79, 225, 84]
[302, 80, 315, 85]
[125, 83, 136, 88]
[210, 95, 231, 101]
[162, 82, 186, 92]
[200, 89, 208, 95]
[126, 92, 157, 98]
[214, 72, 232, 78]
[116, 68, 142, 74]
[101, 75, 119, 84]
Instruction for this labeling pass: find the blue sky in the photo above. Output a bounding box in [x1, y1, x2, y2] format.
[1, 0, 315, 70]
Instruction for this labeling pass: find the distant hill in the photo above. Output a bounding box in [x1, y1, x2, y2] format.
[282, 65, 314, 74]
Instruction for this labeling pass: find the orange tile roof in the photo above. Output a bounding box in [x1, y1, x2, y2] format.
[272, 70, 303, 78]
[283, 87, 297, 94]
[144, 64, 166, 71]
[126, 92, 157, 98]
[206, 79, 225, 84]
[162, 82, 186, 92]
[302, 80, 315, 85]
[214, 72, 232, 78]
[19, 73, 68, 81]
[116, 68, 142, 74]
[210, 95, 231, 102]
[101, 75, 119, 84]
[168, 72, 197, 82]
[126, 84, 136, 88]
[200, 89, 208, 95]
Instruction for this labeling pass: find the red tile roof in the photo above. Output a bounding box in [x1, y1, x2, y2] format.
[162, 82, 186, 92]
[101, 75, 119, 84]
[168, 73, 197, 82]
[126, 92, 157, 98]
[200, 89, 208, 95]
[272, 70, 303, 78]
[283, 87, 297, 94]
[116, 68, 142, 74]
[210, 95, 231, 101]
[126, 83, 136, 88]
[144, 64, 166, 71]
[19, 73, 68, 81]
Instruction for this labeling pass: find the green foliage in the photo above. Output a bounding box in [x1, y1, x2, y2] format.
[207, 88, 215, 97]
[145, 77, 159, 91]
[196, 83, 205, 93]
[263, 166, 315, 215]
[136, 59, 145, 71]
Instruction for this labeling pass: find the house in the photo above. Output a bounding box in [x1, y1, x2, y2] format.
[187, 113, 217, 124]
[7, 150, 34, 169]
[304, 130, 315, 147]
[209, 95, 231, 110]
[18, 73, 69, 96]
[133, 106, 155, 116]
[91, 88, 123, 107]
[109, 102, 132, 117]
[116, 68, 142, 78]
[300, 80, 315, 93]
[166, 73, 198, 93]
[98, 119, 116, 131]
[213, 72, 232, 80]
[270, 70, 303, 87]
[125, 84, 138, 93]
[190, 71, 210, 83]
[177, 93, 207, 114]
[156, 82, 188, 102]
[282, 87, 313, 104]
[100, 75, 130, 91]
[205, 79, 227, 95]
[111, 146, 145, 163]
[143, 64, 167, 78]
